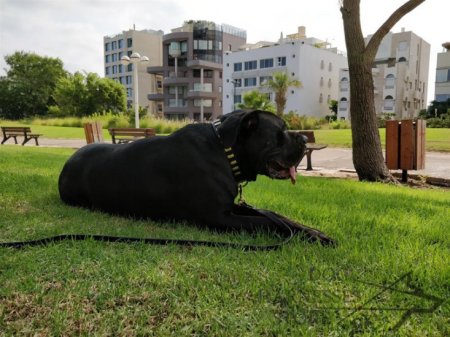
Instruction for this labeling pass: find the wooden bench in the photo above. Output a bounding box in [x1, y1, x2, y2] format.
[108, 128, 156, 144]
[1, 126, 42, 146]
[296, 130, 328, 171]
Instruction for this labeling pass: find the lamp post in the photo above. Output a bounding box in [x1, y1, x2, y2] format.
[231, 80, 237, 111]
[121, 52, 149, 128]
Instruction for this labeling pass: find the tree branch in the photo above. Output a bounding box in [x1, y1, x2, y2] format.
[365, 0, 426, 60]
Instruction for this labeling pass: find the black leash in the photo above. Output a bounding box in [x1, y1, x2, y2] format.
[0, 204, 298, 251]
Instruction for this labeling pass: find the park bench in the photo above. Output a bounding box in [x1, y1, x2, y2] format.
[108, 128, 156, 144]
[1, 126, 42, 146]
[296, 130, 328, 171]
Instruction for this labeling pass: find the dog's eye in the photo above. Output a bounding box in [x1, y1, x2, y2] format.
[277, 131, 284, 147]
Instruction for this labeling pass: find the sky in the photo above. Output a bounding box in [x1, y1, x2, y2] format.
[0, 0, 448, 104]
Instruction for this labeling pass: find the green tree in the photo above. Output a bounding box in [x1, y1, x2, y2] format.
[237, 90, 275, 112]
[427, 99, 450, 117]
[262, 71, 302, 117]
[327, 99, 338, 121]
[1, 51, 67, 119]
[340, 0, 425, 181]
[53, 72, 126, 117]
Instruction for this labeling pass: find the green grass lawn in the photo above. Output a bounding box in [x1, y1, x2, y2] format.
[0, 146, 448, 336]
[2, 119, 449, 152]
[314, 128, 450, 152]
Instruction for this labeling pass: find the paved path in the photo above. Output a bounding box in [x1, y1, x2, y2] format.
[17, 137, 450, 180]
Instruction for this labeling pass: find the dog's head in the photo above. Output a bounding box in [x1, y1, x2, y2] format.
[217, 110, 307, 183]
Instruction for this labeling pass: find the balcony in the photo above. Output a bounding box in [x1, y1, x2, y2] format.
[147, 93, 164, 101]
[187, 91, 216, 99]
[163, 74, 190, 86]
[187, 59, 222, 70]
[147, 66, 165, 74]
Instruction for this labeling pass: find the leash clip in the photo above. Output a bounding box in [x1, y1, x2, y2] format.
[238, 182, 248, 205]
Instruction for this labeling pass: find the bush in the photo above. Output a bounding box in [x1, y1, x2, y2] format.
[283, 112, 322, 130]
[27, 112, 188, 134]
[426, 114, 450, 128]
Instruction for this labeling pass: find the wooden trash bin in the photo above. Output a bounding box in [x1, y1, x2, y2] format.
[385, 119, 426, 182]
[83, 121, 104, 144]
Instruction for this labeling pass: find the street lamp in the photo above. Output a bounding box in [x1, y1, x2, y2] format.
[121, 52, 149, 128]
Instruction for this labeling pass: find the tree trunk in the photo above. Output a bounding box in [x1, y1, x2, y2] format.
[341, 0, 425, 181]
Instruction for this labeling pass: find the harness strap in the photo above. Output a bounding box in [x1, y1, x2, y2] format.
[212, 120, 242, 181]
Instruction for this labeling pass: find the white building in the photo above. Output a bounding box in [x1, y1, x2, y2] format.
[435, 42, 450, 102]
[104, 28, 163, 114]
[223, 26, 348, 117]
[338, 29, 430, 120]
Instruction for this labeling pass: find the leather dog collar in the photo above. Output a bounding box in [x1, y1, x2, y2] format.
[212, 120, 242, 181]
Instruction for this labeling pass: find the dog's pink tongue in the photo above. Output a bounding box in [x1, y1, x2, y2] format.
[289, 166, 297, 185]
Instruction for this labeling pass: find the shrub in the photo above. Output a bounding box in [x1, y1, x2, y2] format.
[426, 114, 450, 128]
[283, 112, 321, 130]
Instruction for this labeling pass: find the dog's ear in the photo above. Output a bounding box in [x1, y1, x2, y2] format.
[218, 110, 260, 146]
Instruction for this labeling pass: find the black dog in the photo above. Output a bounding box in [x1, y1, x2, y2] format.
[59, 110, 333, 244]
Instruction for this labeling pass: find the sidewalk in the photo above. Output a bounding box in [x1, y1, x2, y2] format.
[21, 137, 450, 181]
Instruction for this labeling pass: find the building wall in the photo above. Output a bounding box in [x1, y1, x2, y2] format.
[223, 40, 347, 117]
[435, 46, 450, 102]
[338, 30, 430, 120]
[104, 29, 163, 115]
[147, 21, 246, 120]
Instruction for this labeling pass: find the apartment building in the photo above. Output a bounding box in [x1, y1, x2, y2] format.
[338, 29, 430, 120]
[222, 26, 348, 118]
[104, 28, 163, 114]
[435, 42, 450, 102]
[147, 20, 246, 121]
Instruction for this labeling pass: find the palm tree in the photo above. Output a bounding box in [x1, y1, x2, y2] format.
[263, 71, 302, 117]
[237, 90, 275, 112]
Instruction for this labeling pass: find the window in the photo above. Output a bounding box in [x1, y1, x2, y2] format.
[340, 77, 349, 91]
[127, 38, 133, 48]
[127, 88, 132, 98]
[244, 60, 257, 70]
[105, 67, 110, 75]
[232, 79, 242, 87]
[436, 69, 450, 82]
[111, 53, 117, 62]
[105, 55, 111, 63]
[126, 75, 132, 84]
[112, 65, 117, 74]
[320, 60, 324, 69]
[127, 64, 133, 72]
[385, 74, 395, 89]
[244, 77, 257, 87]
[328, 62, 333, 71]
[111, 41, 117, 50]
[320, 77, 324, 86]
[328, 78, 332, 88]
[319, 93, 323, 103]
[398, 41, 408, 51]
[118, 64, 123, 73]
[339, 98, 348, 111]
[259, 76, 272, 85]
[436, 94, 450, 102]
[260, 58, 273, 69]
[118, 39, 124, 49]
[384, 95, 395, 110]
[105, 43, 111, 52]
[234, 95, 242, 104]
[234, 63, 242, 71]
[276, 56, 286, 66]
[194, 99, 212, 107]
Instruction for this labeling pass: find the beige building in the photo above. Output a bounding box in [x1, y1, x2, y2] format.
[147, 20, 246, 121]
[338, 29, 430, 120]
[435, 42, 450, 102]
[104, 29, 163, 114]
